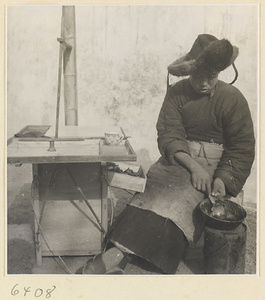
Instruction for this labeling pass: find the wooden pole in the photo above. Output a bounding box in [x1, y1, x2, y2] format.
[55, 16, 64, 138]
[62, 6, 78, 126]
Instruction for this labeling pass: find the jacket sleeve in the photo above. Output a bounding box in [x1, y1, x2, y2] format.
[214, 90, 255, 197]
[156, 86, 190, 165]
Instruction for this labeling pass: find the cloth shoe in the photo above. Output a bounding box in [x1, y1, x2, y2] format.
[75, 254, 106, 274]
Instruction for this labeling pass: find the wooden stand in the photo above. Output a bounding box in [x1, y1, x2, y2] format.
[32, 162, 108, 264]
[7, 126, 138, 265]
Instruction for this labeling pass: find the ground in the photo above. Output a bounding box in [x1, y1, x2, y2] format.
[7, 164, 257, 275]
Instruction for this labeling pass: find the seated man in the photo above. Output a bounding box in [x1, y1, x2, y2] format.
[76, 34, 255, 275]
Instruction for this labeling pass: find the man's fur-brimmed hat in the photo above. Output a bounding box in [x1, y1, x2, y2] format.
[168, 34, 239, 80]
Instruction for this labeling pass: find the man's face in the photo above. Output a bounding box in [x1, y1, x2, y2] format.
[189, 72, 219, 95]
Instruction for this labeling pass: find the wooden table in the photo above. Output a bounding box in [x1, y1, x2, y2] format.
[7, 125, 137, 265]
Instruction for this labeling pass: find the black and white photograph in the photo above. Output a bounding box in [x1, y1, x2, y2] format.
[3, 1, 262, 299]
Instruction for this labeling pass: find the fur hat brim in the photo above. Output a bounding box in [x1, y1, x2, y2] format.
[168, 35, 239, 77]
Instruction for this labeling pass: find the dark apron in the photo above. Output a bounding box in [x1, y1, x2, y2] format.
[129, 141, 223, 245]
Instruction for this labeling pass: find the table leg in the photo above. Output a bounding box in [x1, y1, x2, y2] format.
[101, 162, 108, 250]
[32, 164, 42, 265]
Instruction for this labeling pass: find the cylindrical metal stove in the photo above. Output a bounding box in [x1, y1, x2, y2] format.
[203, 223, 247, 274]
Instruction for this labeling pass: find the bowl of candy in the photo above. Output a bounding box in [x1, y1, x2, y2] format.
[199, 197, 247, 230]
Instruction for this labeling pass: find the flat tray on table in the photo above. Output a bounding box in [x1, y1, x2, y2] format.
[7, 125, 137, 164]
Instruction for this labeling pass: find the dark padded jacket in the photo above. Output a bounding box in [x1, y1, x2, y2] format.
[156, 79, 255, 197]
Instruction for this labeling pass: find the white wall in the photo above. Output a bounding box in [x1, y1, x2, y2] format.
[7, 4, 258, 205]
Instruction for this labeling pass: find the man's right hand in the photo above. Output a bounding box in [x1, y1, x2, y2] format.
[190, 163, 212, 195]
[174, 151, 211, 195]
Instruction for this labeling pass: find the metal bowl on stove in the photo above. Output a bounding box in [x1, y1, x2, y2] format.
[199, 198, 247, 230]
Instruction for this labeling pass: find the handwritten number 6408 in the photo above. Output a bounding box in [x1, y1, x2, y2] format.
[11, 284, 56, 298]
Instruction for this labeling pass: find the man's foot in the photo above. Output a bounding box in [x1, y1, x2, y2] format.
[75, 247, 127, 274]
[75, 255, 106, 274]
[105, 266, 125, 274]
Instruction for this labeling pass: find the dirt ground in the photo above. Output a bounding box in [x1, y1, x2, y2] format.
[7, 164, 257, 275]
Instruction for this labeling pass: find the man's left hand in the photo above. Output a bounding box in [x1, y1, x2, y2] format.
[211, 177, 226, 197]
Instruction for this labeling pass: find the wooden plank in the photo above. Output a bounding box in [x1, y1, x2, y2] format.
[7, 154, 137, 164]
[7, 126, 137, 164]
[41, 249, 101, 257]
[101, 162, 108, 248]
[38, 163, 101, 201]
[7, 139, 137, 164]
[32, 164, 42, 265]
[40, 200, 102, 255]
[18, 138, 85, 142]
[107, 165, 147, 193]
[10, 139, 100, 154]
[100, 144, 128, 156]
[7, 139, 100, 161]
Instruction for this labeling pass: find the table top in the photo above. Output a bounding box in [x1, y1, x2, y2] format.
[7, 125, 137, 164]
